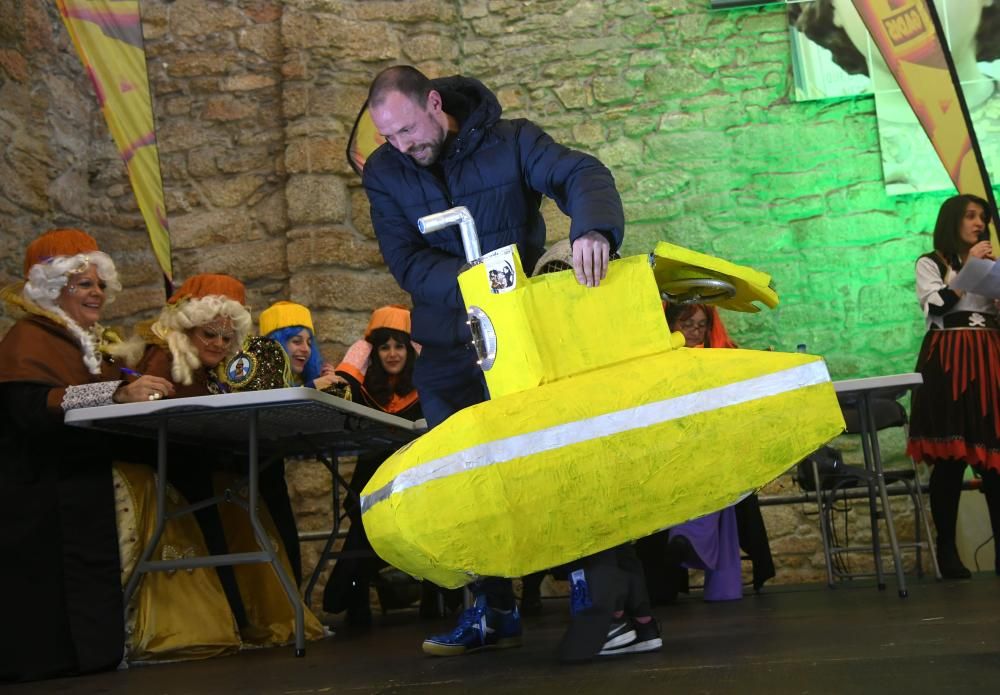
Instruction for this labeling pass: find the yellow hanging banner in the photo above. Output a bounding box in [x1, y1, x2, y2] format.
[57, 0, 172, 280]
[852, 0, 999, 246]
[347, 101, 385, 176]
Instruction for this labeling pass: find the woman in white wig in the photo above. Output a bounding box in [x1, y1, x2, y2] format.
[0, 228, 172, 682]
[135, 273, 253, 396]
[131, 273, 322, 647]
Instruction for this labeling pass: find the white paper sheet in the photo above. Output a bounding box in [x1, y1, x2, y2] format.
[950, 256, 1000, 299]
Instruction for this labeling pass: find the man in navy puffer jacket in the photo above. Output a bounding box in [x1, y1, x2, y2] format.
[363, 65, 625, 657]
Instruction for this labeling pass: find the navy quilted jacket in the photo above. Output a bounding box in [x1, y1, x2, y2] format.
[363, 75, 625, 349]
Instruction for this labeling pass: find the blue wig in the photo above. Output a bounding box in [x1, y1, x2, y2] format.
[267, 325, 324, 387]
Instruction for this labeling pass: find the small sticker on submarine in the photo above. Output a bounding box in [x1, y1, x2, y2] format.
[483, 245, 517, 294]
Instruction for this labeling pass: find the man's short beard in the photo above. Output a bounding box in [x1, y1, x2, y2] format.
[412, 121, 448, 166]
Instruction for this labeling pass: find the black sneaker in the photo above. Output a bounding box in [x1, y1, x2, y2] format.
[599, 618, 662, 656]
[600, 621, 636, 651]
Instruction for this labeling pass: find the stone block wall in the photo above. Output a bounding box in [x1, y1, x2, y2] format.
[2, 0, 959, 594]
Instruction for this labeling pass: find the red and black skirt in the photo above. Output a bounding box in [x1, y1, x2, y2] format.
[907, 312, 1000, 472]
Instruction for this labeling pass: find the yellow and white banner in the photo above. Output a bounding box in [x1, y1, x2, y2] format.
[57, 0, 172, 280]
[852, 0, 999, 246]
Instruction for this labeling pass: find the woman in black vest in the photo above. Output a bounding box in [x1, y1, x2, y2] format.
[907, 194, 999, 578]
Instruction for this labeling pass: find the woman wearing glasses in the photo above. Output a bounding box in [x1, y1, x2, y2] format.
[134, 274, 252, 397]
[664, 303, 744, 599]
[0, 229, 175, 681]
[635, 303, 774, 605]
[129, 274, 322, 649]
[667, 303, 724, 350]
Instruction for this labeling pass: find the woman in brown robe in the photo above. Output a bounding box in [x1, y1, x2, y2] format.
[0, 228, 172, 682]
[134, 273, 253, 397]
[128, 274, 254, 625]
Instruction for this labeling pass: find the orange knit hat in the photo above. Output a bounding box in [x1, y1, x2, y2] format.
[23, 228, 100, 277]
[168, 273, 246, 305]
[364, 304, 411, 339]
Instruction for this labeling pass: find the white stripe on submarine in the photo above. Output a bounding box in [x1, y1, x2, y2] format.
[361, 360, 831, 514]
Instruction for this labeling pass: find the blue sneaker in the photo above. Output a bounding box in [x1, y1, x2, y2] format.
[422, 595, 523, 656]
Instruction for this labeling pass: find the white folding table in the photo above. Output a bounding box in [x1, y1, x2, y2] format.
[66, 387, 425, 655]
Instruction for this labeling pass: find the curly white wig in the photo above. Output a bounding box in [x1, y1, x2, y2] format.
[151, 295, 252, 385]
[22, 251, 121, 375]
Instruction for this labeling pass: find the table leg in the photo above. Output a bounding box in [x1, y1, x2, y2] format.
[303, 449, 341, 609]
[811, 458, 837, 587]
[124, 419, 171, 608]
[247, 411, 306, 656]
[861, 396, 908, 598]
[855, 397, 886, 590]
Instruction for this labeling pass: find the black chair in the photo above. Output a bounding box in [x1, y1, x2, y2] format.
[799, 398, 940, 591]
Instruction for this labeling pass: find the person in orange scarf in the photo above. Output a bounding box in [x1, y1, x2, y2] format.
[666, 302, 737, 350]
[329, 304, 421, 419]
[323, 305, 423, 626]
[663, 303, 744, 600]
[0, 229, 173, 682]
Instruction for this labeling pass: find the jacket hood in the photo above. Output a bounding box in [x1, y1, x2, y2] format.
[431, 75, 501, 160]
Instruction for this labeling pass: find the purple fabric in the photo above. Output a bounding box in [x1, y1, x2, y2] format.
[669, 506, 743, 601]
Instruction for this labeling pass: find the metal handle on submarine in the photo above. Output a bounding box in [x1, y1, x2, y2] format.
[417, 206, 482, 264]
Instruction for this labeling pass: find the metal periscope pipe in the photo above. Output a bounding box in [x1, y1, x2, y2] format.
[417, 206, 481, 264]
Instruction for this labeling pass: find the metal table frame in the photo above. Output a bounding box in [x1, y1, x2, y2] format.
[299, 443, 389, 610]
[66, 388, 424, 656]
[831, 373, 929, 598]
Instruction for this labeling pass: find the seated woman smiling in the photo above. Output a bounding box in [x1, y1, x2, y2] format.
[128, 273, 323, 649]
[0, 228, 173, 682]
[135, 273, 252, 397]
[258, 300, 338, 390]
[323, 305, 425, 625]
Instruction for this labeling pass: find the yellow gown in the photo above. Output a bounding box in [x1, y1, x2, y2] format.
[114, 464, 325, 662]
[114, 463, 241, 662]
[213, 473, 326, 647]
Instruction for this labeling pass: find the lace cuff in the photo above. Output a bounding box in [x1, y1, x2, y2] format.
[61, 381, 123, 412]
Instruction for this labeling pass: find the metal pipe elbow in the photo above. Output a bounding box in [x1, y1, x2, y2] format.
[417, 206, 481, 264]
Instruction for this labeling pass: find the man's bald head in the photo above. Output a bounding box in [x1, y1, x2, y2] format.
[367, 66, 449, 167]
[368, 65, 433, 109]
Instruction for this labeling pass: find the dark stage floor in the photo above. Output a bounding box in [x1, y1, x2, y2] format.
[10, 574, 1000, 695]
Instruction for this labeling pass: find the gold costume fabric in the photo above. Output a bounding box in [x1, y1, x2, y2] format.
[114, 463, 241, 662]
[214, 473, 325, 646]
[113, 465, 325, 661]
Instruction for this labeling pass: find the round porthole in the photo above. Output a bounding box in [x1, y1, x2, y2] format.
[467, 306, 497, 371]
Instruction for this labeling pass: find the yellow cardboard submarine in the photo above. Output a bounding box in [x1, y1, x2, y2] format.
[361, 207, 845, 588]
